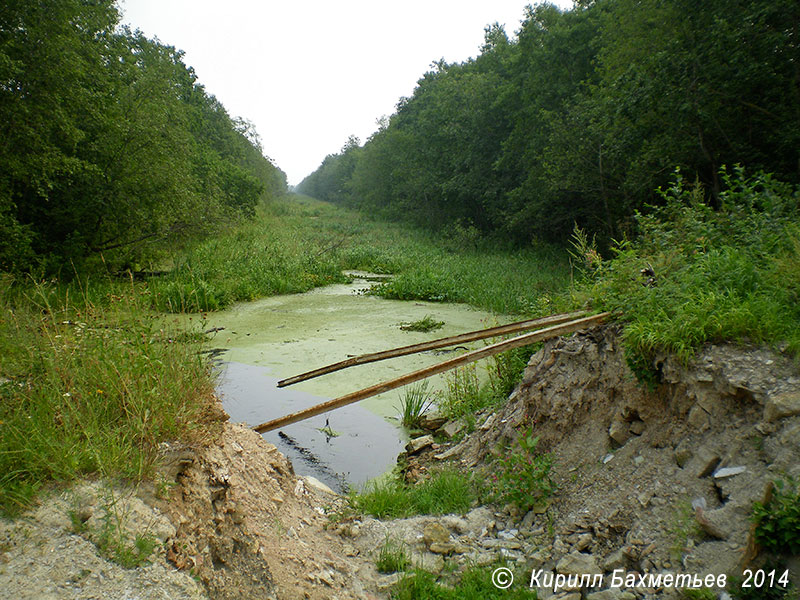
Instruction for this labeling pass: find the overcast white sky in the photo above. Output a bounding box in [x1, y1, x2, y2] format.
[119, 0, 574, 185]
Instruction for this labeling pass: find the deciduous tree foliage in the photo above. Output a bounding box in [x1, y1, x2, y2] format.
[0, 0, 286, 273]
[299, 0, 800, 245]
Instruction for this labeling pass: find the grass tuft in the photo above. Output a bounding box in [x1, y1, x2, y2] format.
[399, 315, 445, 333]
[392, 565, 536, 599]
[396, 382, 433, 429]
[350, 469, 475, 519]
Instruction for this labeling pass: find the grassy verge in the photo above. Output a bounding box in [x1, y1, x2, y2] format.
[0, 277, 221, 515]
[147, 194, 572, 315]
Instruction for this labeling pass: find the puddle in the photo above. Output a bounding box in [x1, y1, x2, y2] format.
[205, 274, 506, 491]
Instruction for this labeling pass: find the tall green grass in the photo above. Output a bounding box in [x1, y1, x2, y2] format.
[392, 566, 536, 599]
[148, 194, 572, 315]
[349, 469, 476, 519]
[0, 277, 220, 515]
[435, 345, 537, 426]
[396, 382, 433, 429]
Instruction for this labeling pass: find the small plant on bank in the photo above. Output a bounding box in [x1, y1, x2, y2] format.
[154, 474, 177, 501]
[396, 382, 433, 429]
[751, 477, 800, 555]
[488, 429, 555, 511]
[350, 469, 475, 519]
[668, 501, 708, 560]
[399, 315, 445, 333]
[68, 486, 161, 569]
[567, 223, 603, 282]
[376, 535, 410, 574]
[487, 345, 538, 400]
[728, 564, 795, 600]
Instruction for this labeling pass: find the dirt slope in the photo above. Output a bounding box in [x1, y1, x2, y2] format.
[2, 326, 797, 599]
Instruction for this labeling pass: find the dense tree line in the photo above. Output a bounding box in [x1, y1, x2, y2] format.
[299, 0, 800, 245]
[0, 0, 286, 273]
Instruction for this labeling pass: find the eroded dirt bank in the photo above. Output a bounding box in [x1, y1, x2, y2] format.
[1, 325, 798, 599]
[401, 325, 800, 598]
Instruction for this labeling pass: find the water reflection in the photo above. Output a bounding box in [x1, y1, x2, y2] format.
[217, 361, 405, 492]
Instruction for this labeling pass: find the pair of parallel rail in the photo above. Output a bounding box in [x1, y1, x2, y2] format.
[253, 310, 609, 433]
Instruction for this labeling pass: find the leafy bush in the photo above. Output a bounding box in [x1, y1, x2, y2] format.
[752, 478, 800, 555]
[487, 429, 555, 511]
[585, 167, 800, 377]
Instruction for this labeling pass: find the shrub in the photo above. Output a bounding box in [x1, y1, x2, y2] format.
[752, 477, 800, 555]
[488, 429, 555, 511]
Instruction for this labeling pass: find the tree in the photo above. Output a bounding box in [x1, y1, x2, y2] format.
[0, 2, 286, 272]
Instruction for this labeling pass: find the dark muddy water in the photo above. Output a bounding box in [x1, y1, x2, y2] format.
[217, 361, 404, 492]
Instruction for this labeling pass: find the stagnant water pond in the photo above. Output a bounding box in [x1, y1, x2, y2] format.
[202, 273, 505, 492]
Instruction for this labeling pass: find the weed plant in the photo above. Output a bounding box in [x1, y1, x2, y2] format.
[487, 429, 555, 511]
[376, 536, 410, 574]
[396, 382, 433, 429]
[0, 278, 219, 515]
[350, 469, 475, 519]
[435, 348, 533, 426]
[581, 167, 800, 379]
[96, 498, 158, 569]
[436, 364, 492, 424]
[487, 344, 537, 399]
[399, 315, 445, 333]
[668, 501, 707, 560]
